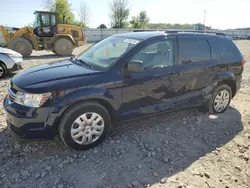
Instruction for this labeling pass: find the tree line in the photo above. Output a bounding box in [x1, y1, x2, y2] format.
[44, 0, 199, 29]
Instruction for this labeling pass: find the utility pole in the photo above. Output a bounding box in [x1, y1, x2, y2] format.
[203, 10, 206, 27]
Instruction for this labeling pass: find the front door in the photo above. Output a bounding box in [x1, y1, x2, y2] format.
[120, 37, 188, 119]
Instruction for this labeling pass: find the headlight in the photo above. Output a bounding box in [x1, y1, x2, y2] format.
[4, 53, 22, 58]
[9, 54, 22, 58]
[4, 53, 23, 62]
[14, 92, 51, 107]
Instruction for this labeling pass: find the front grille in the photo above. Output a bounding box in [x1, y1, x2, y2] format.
[8, 87, 17, 102]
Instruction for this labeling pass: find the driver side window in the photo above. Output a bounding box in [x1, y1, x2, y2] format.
[131, 40, 174, 70]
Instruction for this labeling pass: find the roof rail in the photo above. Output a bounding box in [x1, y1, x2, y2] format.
[133, 29, 226, 36]
[164, 30, 227, 36]
[133, 29, 165, 32]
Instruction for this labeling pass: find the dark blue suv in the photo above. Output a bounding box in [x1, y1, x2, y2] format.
[4, 31, 245, 150]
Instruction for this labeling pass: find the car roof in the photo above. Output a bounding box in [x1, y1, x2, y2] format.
[113, 31, 166, 40]
[114, 31, 230, 40]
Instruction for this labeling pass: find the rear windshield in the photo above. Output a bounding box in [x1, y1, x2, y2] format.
[208, 39, 242, 62]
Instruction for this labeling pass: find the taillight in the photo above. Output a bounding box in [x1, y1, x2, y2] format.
[242, 59, 246, 67]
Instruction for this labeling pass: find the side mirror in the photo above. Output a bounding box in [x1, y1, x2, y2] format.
[127, 60, 144, 73]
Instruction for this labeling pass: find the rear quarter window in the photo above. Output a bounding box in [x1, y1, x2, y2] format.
[208, 39, 242, 62]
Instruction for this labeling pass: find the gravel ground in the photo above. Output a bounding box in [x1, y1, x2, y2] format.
[0, 41, 250, 188]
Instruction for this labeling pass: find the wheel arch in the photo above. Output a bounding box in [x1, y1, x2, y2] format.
[51, 88, 121, 129]
[49, 98, 118, 134]
[213, 72, 237, 98]
[61, 98, 117, 122]
[219, 79, 236, 98]
[53, 34, 76, 46]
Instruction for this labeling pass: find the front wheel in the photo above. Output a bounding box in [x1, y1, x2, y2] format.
[0, 63, 6, 78]
[206, 84, 232, 113]
[59, 102, 112, 150]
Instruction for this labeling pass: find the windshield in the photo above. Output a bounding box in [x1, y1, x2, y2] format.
[76, 36, 141, 70]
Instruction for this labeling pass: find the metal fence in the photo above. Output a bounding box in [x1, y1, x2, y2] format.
[220, 29, 250, 40]
[83, 28, 250, 43]
[82, 29, 134, 43]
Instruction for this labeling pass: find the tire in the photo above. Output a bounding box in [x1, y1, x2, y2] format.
[10, 38, 33, 58]
[59, 102, 112, 150]
[0, 63, 6, 78]
[206, 84, 232, 113]
[53, 38, 74, 56]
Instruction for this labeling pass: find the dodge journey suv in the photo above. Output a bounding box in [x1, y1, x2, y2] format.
[4, 31, 245, 150]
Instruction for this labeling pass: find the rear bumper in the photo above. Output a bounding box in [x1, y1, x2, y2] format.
[235, 75, 242, 95]
[3, 97, 58, 139]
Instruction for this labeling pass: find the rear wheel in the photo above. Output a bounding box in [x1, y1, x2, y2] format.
[59, 102, 112, 150]
[10, 38, 33, 57]
[53, 38, 74, 56]
[206, 84, 232, 113]
[0, 63, 6, 78]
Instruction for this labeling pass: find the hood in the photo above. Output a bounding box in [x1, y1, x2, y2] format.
[12, 59, 102, 93]
[0, 47, 22, 56]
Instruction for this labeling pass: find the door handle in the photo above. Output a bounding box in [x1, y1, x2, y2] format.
[182, 59, 192, 63]
[169, 72, 178, 76]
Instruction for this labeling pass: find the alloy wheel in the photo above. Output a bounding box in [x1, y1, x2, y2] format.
[0, 66, 3, 77]
[213, 89, 230, 112]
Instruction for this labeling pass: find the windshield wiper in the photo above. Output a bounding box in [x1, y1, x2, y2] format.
[74, 58, 92, 68]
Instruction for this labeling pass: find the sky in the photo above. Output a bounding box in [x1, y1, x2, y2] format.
[0, 0, 250, 29]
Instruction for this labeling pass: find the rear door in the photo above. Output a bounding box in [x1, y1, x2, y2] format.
[173, 37, 214, 108]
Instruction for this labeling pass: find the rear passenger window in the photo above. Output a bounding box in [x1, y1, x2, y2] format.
[208, 39, 242, 62]
[178, 39, 211, 64]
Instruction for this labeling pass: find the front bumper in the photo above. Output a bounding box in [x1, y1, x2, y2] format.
[9, 63, 23, 72]
[3, 97, 58, 139]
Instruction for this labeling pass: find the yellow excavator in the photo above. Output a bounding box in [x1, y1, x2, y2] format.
[0, 11, 87, 57]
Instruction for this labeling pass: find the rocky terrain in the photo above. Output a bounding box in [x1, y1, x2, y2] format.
[0, 41, 249, 188]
